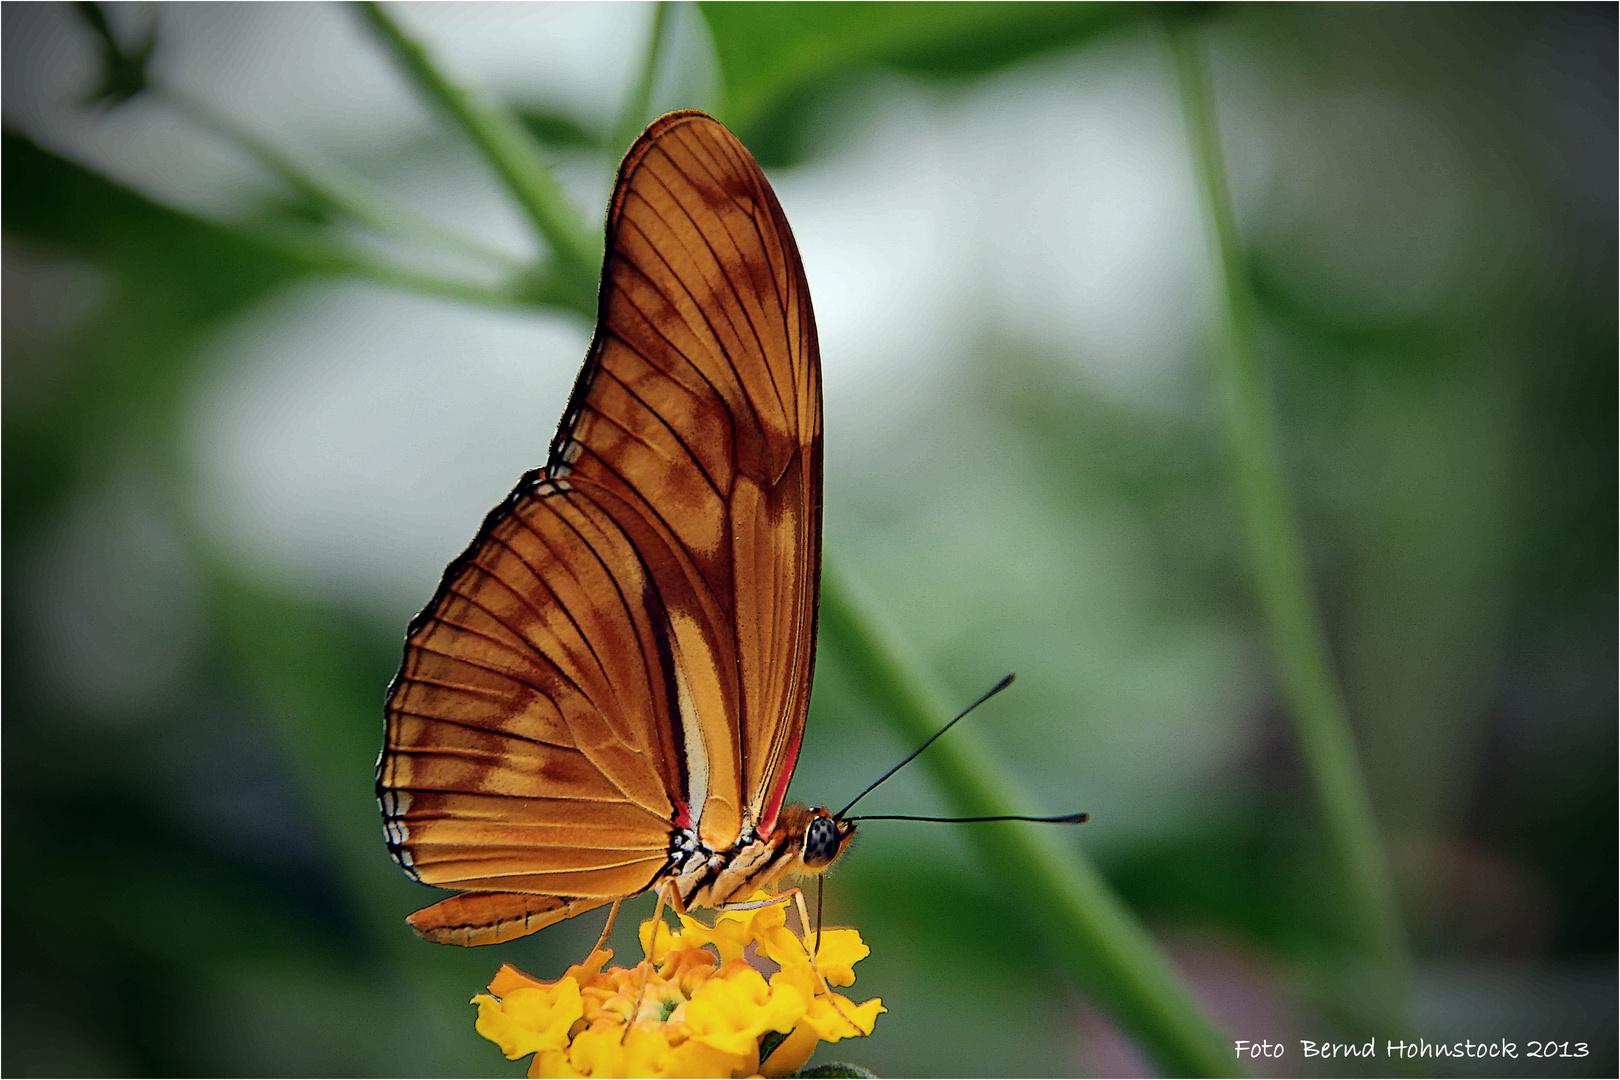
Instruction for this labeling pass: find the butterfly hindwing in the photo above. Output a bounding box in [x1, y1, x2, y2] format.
[381, 481, 678, 894]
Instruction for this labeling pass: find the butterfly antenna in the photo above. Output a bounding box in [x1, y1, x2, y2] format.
[836, 673, 1016, 819]
[844, 811, 1089, 825]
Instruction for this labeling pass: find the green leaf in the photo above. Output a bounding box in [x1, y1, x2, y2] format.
[1, 131, 308, 522]
[758, 1029, 790, 1062]
[517, 109, 606, 152]
[793, 1064, 879, 1079]
[700, 1, 1144, 135]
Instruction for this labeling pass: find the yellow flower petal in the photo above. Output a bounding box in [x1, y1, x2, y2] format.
[807, 928, 868, 988]
[686, 965, 805, 1057]
[734, 892, 789, 932]
[569, 1023, 671, 1078]
[800, 991, 884, 1042]
[529, 1047, 586, 1079]
[489, 962, 546, 997]
[474, 979, 584, 1059]
[755, 926, 811, 975]
[563, 949, 614, 985]
[661, 1033, 752, 1079]
[675, 910, 754, 963]
[757, 924, 868, 988]
[637, 917, 684, 962]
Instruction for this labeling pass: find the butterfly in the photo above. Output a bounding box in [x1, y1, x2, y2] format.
[375, 110, 854, 947]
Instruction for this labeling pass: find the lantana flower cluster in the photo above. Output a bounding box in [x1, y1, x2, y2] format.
[473, 895, 884, 1078]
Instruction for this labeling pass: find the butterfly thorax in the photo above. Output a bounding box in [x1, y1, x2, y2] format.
[667, 803, 855, 911]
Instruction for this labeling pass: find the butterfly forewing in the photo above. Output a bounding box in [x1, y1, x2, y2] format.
[379, 112, 822, 931]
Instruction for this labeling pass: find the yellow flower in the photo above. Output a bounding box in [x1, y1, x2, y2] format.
[473, 976, 583, 1059]
[686, 963, 804, 1056]
[471, 894, 884, 1078]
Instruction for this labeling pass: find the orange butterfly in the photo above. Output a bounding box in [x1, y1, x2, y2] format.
[376, 111, 853, 947]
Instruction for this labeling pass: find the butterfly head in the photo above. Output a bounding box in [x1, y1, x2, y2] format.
[799, 806, 856, 871]
[770, 803, 856, 874]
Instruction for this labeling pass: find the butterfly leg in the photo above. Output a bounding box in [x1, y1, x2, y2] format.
[585, 898, 623, 963]
[781, 887, 863, 1036]
[622, 881, 678, 1045]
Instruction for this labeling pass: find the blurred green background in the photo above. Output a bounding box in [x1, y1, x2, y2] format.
[3, 2, 1614, 1076]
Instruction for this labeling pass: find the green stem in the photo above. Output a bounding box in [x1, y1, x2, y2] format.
[160, 84, 527, 273]
[357, 0, 599, 315]
[1169, 22, 1411, 1011]
[239, 220, 533, 308]
[820, 561, 1240, 1078]
[612, 1, 672, 157]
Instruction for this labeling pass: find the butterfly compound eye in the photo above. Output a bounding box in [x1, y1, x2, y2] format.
[801, 814, 848, 870]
